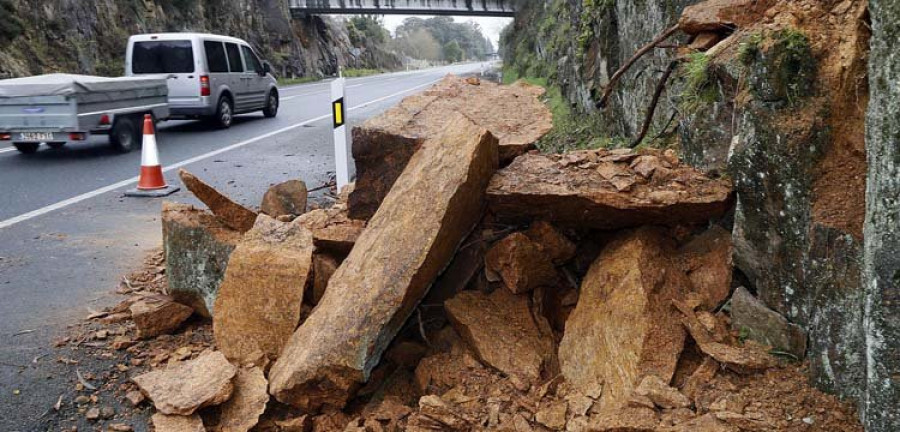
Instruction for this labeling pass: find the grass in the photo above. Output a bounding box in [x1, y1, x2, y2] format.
[679, 52, 718, 114]
[342, 68, 383, 78]
[277, 76, 321, 86]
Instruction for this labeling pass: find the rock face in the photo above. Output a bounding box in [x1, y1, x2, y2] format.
[162, 202, 241, 318]
[132, 351, 236, 416]
[484, 232, 557, 294]
[865, 1, 900, 429]
[348, 75, 551, 220]
[559, 227, 688, 411]
[129, 295, 193, 339]
[213, 215, 314, 364]
[731, 287, 807, 359]
[217, 367, 269, 432]
[151, 413, 206, 432]
[268, 113, 498, 411]
[179, 169, 258, 233]
[444, 289, 554, 386]
[260, 180, 308, 217]
[487, 149, 734, 229]
[677, 225, 733, 311]
[293, 205, 366, 254]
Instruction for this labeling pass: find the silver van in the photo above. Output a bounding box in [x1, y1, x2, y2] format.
[126, 33, 278, 128]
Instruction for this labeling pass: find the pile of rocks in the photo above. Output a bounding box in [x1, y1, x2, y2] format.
[88, 74, 860, 431]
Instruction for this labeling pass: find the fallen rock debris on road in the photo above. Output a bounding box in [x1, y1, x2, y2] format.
[48, 69, 863, 430]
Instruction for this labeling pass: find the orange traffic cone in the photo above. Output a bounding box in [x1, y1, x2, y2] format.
[125, 115, 179, 197]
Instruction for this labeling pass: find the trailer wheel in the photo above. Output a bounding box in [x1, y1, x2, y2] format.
[47, 142, 66, 149]
[13, 142, 39, 154]
[110, 116, 140, 153]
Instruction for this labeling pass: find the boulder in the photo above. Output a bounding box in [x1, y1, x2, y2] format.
[213, 215, 314, 364]
[674, 300, 774, 373]
[162, 202, 241, 318]
[731, 287, 807, 359]
[559, 227, 689, 412]
[132, 350, 236, 416]
[179, 169, 257, 233]
[268, 113, 498, 411]
[484, 232, 557, 294]
[129, 295, 193, 339]
[151, 413, 206, 432]
[348, 75, 551, 220]
[444, 289, 554, 387]
[260, 180, 308, 217]
[678, 0, 768, 35]
[633, 375, 692, 409]
[677, 226, 734, 311]
[217, 367, 269, 432]
[486, 149, 733, 230]
[524, 221, 576, 265]
[293, 205, 366, 254]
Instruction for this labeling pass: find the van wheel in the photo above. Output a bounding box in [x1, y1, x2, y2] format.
[214, 96, 234, 129]
[263, 91, 279, 118]
[110, 116, 140, 153]
[13, 142, 39, 154]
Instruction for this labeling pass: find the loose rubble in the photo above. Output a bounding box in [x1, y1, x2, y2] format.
[50, 65, 865, 432]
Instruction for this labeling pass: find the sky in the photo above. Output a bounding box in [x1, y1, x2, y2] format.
[380, 15, 513, 50]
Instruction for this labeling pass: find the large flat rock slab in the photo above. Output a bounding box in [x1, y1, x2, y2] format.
[213, 215, 314, 365]
[132, 350, 236, 416]
[486, 149, 733, 230]
[162, 201, 241, 318]
[348, 75, 550, 220]
[444, 289, 554, 387]
[268, 113, 498, 412]
[559, 227, 689, 412]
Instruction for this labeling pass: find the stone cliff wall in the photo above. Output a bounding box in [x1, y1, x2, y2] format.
[864, 0, 900, 429]
[501, 0, 696, 138]
[0, 0, 400, 79]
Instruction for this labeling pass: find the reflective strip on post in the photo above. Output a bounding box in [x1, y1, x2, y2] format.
[331, 77, 351, 190]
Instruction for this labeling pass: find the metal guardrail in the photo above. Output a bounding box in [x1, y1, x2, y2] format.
[289, 0, 518, 17]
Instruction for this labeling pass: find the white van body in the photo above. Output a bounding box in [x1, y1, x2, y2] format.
[125, 33, 278, 127]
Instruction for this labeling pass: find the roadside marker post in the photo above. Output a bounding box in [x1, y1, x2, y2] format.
[125, 115, 179, 198]
[331, 77, 351, 190]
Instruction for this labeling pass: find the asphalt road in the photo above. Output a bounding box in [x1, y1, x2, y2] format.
[0, 63, 490, 431]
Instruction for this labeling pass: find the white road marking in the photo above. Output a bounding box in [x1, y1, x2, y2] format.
[0, 78, 442, 230]
[0, 147, 16, 154]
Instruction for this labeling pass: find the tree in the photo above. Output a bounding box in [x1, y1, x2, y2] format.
[393, 16, 494, 62]
[347, 15, 388, 47]
[391, 28, 442, 61]
[443, 41, 463, 63]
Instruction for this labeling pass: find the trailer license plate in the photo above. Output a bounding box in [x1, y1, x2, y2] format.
[18, 132, 54, 142]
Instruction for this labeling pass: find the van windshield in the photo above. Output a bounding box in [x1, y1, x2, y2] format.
[132, 40, 194, 74]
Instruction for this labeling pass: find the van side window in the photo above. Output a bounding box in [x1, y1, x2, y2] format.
[204, 41, 228, 73]
[241, 46, 263, 74]
[225, 43, 243, 73]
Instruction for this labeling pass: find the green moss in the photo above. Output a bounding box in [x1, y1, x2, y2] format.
[738, 32, 764, 65]
[679, 52, 718, 113]
[771, 28, 815, 105]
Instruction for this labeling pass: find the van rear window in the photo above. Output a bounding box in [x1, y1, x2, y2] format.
[132, 41, 194, 74]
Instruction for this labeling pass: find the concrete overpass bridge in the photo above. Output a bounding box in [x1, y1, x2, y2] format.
[289, 0, 519, 17]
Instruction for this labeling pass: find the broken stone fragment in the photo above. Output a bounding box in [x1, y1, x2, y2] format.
[633, 375, 692, 409]
[217, 366, 269, 432]
[444, 289, 555, 387]
[674, 300, 775, 373]
[162, 201, 241, 318]
[260, 179, 308, 217]
[151, 413, 206, 432]
[310, 253, 340, 306]
[132, 350, 236, 416]
[179, 169, 258, 233]
[586, 407, 660, 431]
[534, 401, 568, 430]
[731, 287, 807, 359]
[348, 75, 551, 220]
[559, 227, 689, 412]
[129, 295, 193, 339]
[682, 356, 719, 400]
[293, 205, 366, 254]
[677, 225, 734, 311]
[678, 0, 766, 35]
[665, 413, 738, 432]
[484, 232, 557, 294]
[268, 113, 498, 411]
[213, 215, 314, 364]
[487, 150, 733, 230]
[524, 220, 576, 265]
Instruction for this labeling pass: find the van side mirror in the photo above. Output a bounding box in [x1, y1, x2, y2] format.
[262, 62, 272, 76]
